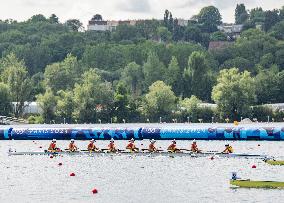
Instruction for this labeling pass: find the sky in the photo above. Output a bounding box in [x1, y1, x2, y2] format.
[0, 0, 284, 27]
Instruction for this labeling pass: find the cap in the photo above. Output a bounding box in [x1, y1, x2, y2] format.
[150, 139, 156, 143]
[129, 138, 135, 142]
[225, 144, 229, 146]
[193, 139, 196, 143]
[90, 139, 95, 142]
[172, 139, 176, 143]
[52, 139, 56, 142]
[110, 138, 114, 142]
[71, 139, 75, 142]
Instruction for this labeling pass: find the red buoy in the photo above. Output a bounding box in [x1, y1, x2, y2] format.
[58, 163, 62, 166]
[252, 165, 256, 168]
[39, 146, 42, 148]
[70, 172, 75, 176]
[50, 155, 54, 159]
[92, 188, 98, 194]
[210, 156, 214, 160]
[258, 144, 260, 146]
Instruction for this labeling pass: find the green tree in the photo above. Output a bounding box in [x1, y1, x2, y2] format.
[73, 69, 114, 123]
[0, 82, 12, 115]
[179, 95, 201, 122]
[210, 31, 227, 41]
[36, 88, 57, 123]
[212, 68, 256, 120]
[49, 14, 59, 24]
[113, 82, 130, 122]
[1, 53, 31, 116]
[198, 6, 222, 32]
[264, 9, 279, 31]
[55, 90, 74, 123]
[44, 54, 79, 92]
[186, 51, 213, 101]
[255, 65, 280, 104]
[143, 52, 166, 88]
[157, 26, 171, 42]
[121, 62, 143, 97]
[235, 4, 249, 24]
[65, 19, 83, 32]
[165, 56, 181, 94]
[142, 81, 176, 121]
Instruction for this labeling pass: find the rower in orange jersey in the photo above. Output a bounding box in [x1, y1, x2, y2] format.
[87, 139, 99, 151]
[223, 144, 234, 154]
[167, 139, 180, 152]
[191, 140, 201, 153]
[68, 139, 78, 152]
[148, 139, 158, 152]
[48, 139, 61, 152]
[108, 138, 117, 152]
[126, 138, 138, 152]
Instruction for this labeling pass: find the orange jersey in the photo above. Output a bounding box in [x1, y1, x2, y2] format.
[88, 143, 95, 150]
[69, 143, 77, 151]
[191, 143, 198, 152]
[48, 143, 56, 150]
[108, 142, 116, 151]
[148, 143, 156, 152]
[126, 142, 136, 150]
[168, 143, 176, 151]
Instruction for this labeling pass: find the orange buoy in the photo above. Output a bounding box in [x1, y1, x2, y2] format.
[58, 163, 62, 166]
[252, 165, 256, 168]
[70, 172, 75, 176]
[92, 188, 98, 194]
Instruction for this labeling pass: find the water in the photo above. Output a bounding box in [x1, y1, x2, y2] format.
[1, 140, 284, 203]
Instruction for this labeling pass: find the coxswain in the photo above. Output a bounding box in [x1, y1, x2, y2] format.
[48, 139, 60, 152]
[191, 140, 201, 153]
[223, 144, 233, 153]
[108, 138, 117, 152]
[88, 139, 99, 151]
[167, 139, 179, 152]
[68, 139, 78, 152]
[148, 139, 158, 152]
[126, 138, 138, 152]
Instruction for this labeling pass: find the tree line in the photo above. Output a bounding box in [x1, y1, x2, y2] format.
[1, 4, 284, 123]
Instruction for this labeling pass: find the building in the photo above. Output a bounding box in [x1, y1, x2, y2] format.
[12, 102, 42, 115]
[208, 41, 233, 51]
[217, 24, 243, 39]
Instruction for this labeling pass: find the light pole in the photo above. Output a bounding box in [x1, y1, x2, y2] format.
[211, 117, 214, 123]
[123, 119, 126, 124]
[267, 116, 270, 123]
[111, 117, 112, 124]
[187, 116, 189, 123]
[159, 117, 162, 123]
[98, 119, 101, 124]
[63, 118, 66, 124]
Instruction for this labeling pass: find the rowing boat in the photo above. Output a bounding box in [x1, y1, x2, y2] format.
[230, 179, 284, 189]
[7, 151, 267, 158]
[265, 160, 284, 165]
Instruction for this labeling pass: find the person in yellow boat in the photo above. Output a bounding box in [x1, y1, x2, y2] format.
[148, 139, 158, 152]
[126, 138, 139, 152]
[68, 139, 78, 152]
[223, 144, 233, 153]
[167, 139, 180, 152]
[48, 139, 61, 152]
[87, 139, 99, 151]
[108, 138, 117, 152]
[191, 140, 201, 153]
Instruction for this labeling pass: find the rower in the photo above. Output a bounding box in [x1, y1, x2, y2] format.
[148, 139, 158, 152]
[87, 139, 99, 151]
[68, 139, 78, 152]
[191, 140, 201, 153]
[167, 139, 180, 153]
[126, 138, 138, 152]
[48, 139, 60, 152]
[223, 144, 233, 153]
[108, 138, 117, 152]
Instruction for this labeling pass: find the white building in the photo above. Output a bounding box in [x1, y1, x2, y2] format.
[12, 102, 42, 115]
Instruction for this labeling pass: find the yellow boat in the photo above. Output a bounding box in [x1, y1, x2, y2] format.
[265, 160, 284, 165]
[230, 179, 284, 189]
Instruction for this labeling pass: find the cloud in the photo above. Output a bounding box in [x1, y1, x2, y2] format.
[116, 0, 152, 13]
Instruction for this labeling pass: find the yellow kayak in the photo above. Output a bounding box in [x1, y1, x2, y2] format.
[230, 179, 284, 189]
[265, 160, 284, 165]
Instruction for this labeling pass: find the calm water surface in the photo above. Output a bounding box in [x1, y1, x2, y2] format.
[0, 140, 284, 203]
